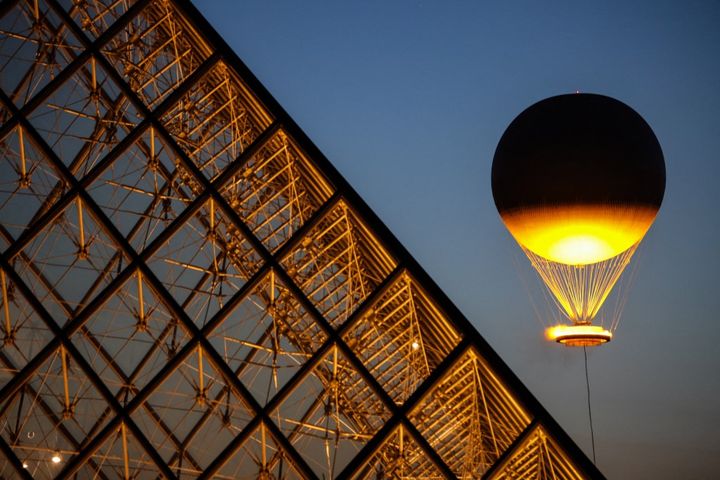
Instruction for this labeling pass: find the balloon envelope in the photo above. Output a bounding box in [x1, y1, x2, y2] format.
[492, 93, 665, 265]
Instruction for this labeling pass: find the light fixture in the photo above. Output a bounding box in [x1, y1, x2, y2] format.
[51, 452, 61, 464]
[545, 324, 612, 347]
[411, 340, 420, 351]
[22, 462, 28, 469]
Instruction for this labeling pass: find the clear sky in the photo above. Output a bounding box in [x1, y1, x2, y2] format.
[197, 1, 720, 478]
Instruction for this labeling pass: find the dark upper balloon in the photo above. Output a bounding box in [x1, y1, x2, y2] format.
[492, 93, 665, 213]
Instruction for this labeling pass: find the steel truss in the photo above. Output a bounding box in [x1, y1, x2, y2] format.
[0, 0, 605, 478]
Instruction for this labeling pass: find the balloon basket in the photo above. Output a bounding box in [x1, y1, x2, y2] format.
[546, 324, 612, 347]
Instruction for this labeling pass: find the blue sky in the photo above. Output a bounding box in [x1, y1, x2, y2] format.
[197, 1, 720, 478]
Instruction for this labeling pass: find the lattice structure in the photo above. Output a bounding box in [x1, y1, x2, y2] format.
[0, 0, 605, 478]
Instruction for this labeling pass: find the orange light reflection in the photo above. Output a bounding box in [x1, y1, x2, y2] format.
[501, 204, 657, 264]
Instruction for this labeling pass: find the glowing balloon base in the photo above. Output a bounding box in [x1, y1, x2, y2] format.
[546, 325, 612, 347]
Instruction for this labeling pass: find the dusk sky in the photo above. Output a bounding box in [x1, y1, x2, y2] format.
[197, 1, 720, 478]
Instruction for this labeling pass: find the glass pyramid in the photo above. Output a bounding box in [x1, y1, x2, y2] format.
[0, 0, 605, 478]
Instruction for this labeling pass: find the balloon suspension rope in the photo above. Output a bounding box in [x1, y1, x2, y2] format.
[584, 346, 597, 464]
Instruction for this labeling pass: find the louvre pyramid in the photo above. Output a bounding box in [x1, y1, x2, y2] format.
[0, 0, 605, 478]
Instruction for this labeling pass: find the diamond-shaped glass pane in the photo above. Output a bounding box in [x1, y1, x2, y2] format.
[219, 129, 334, 253]
[27, 56, 141, 178]
[344, 272, 461, 405]
[488, 426, 585, 480]
[101, 0, 210, 109]
[161, 60, 272, 180]
[409, 348, 531, 478]
[273, 345, 391, 478]
[130, 346, 254, 477]
[0, 267, 55, 376]
[350, 426, 444, 480]
[73, 422, 163, 480]
[145, 197, 263, 327]
[216, 422, 306, 480]
[0, 125, 66, 240]
[12, 195, 128, 318]
[0, 0, 83, 106]
[208, 269, 327, 406]
[0, 347, 114, 478]
[70, 269, 193, 403]
[281, 200, 396, 328]
[87, 126, 201, 253]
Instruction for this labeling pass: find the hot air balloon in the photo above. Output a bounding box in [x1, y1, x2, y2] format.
[492, 93, 665, 346]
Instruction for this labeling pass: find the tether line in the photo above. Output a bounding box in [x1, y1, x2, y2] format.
[584, 346, 597, 464]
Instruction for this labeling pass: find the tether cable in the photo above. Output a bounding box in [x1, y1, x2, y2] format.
[584, 346, 597, 464]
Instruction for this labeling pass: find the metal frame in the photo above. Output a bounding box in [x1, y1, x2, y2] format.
[0, 0, 605, 478]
